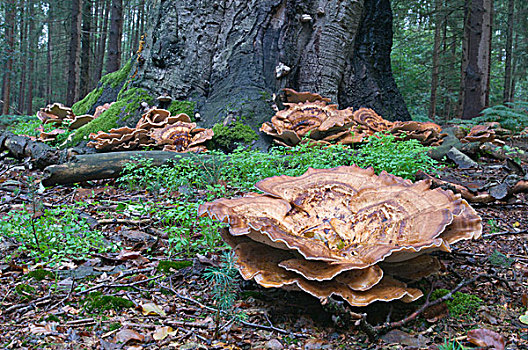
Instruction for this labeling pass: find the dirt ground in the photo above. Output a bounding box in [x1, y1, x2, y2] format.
[0, 149, 527, 350]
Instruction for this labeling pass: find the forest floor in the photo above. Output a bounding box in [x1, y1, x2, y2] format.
[0, 147, 527, 349]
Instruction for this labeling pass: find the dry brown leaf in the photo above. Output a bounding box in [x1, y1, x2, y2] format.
[467, 328, 505, 350]
[141, 302, 167, 317]
[153, 326, 175, 340]
[114, 328, 145, 344]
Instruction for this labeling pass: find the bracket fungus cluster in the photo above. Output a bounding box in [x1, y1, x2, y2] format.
[34, 103, 112, 142]
[88, 107, 213, 153]
[262, 89, 445, 147]
[199, 166, 482, 307]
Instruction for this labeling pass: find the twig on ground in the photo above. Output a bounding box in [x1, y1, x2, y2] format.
[373, 273, 509, 335]
[482, 229, 527, 238]
[96, 218, 152, 226]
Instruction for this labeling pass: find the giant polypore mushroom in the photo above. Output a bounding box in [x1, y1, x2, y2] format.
[260, 100, 354, 146]
[87, 127, 152, 151]
[149, 121, 214, 153]
[199, 166, 482, 307]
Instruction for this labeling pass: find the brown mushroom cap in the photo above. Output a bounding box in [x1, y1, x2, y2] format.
[352, 108, 394, 132]
[281, 88, 332, 104]
[68, 114, 95, 130]
[463, 124, 496, 143]
[93, 103, 113, 119]
[380, 255, 442, 282]
[200, 166, 481, 270]
[87, 127, 151, 151]
[45, 103, 74, 119]
[231, 238, 422, 306]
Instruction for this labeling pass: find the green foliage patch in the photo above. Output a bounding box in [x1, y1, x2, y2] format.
[431, 289, 482, 319]
[72, 87, 103, 116]
[157, 260, 193, 273]
[167, 100, 196, 117]
[0, 205, 119, 266]
[211, 122, 259, 151]
[83, 292, 134, 312]
[69, 87, 153, 146]
[99, 60, 132, 89]
[27, 269, 55, 281]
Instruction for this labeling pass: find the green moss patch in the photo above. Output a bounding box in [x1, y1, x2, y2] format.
[167, 100, 196, 118]
[157, 260, 192, 274]
[431, 289, 482, 318]
[211, 122, 259, 151]
[27, 269, 55, 281]
[83, 292, 134, 312]
[72, 88, 103, 115]
[100, 60, 132, 89]
[69, 88, 153, 146]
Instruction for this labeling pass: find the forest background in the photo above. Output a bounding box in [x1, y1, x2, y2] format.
[0, 0, 527, 122]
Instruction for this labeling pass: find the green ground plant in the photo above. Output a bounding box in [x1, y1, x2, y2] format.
[438, 339, 466, 350]
[431, 289, 482, 319]
[0, 205, 119, 266]
[83, 292, 134, 312]
[488, 250, 514, 268]
[117, 134, 438, 256]
[204, 252, 246, 339]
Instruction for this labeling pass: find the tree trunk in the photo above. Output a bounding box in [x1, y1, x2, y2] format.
[460, 0, 492, 119]
[80, 0, 92, 98]
[106, 0, 123, 73]
[428, 0, 443, 121]
[132, 0, 409, 137]
[66, 0, 83, 106]
[95, 0, 110, 82]
[46, 0, 53, 104]
[503, 0, 514, 103]
[18, 0, 27, 114]
[2, 2, 15, 115]
[26, 0, 36, 114]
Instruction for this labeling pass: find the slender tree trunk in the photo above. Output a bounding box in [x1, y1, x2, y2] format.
[106, 0, 123, 73]
[503, 0, 514, 102]
[95, 0, 110, 80]
[80, 0, 92, 98]
[428, 0, 443, 121]
[46, 0, 54, 104]
[66, 0, 83, 106]
[18, 0, 27, 114]
[460, 0, 492, 119]
[2, 2, 16, 115]
[26, 0, 36, 114]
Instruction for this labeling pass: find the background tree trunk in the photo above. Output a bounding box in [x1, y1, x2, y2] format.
[428, 0, 443, 121]
[66, 0, 83, 106]
[460, 0, 492, 119]
[2, 2, 15, 115]
[503, 0, 514, 102]
[132, 0, 410, 137]
[106, 0, 123, 73]
[80, 0, 92, 98]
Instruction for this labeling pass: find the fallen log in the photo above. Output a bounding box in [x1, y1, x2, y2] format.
[41, 151, 209, 187]
[0, 130, 70, 169]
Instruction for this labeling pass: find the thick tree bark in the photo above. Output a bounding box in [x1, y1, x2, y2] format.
[106, 0, 123, 73]
[18, 0, 27, 114]
[66, 0, 83, 106]
[132, 0, 409, 136]
[503, 0, 514, 103]
[460, 0, 492, 119]
[46, 0, 53, 104]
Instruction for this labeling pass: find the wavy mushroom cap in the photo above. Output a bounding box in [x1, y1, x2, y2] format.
[199, 166, 482, 270]
[150, 121, 196, 149]
[68, 114, 95, 130]
[44, 103, 74, 120]
[87, 127, 150, 151]
[352, 108, 394, 132]
[463, 124, 495, 143]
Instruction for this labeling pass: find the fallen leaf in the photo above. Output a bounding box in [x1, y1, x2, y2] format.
[513, 221, 520, 228]
[153, 326, 176, 341]
[114, 328, 145, 344]
[381, 329, 429, 347]
[141, 302, 166, 317]
[29, 323, 56, 335]
[522, 293, 528, 307]
[467, 328, 505, 350]
[520, 311, 528, 325]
